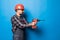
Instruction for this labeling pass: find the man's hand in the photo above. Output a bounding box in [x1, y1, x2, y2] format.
[28, 21, 37, 26]
[31, 19, 38, 29]
[28, 19, 38, 29]
[31, 21, 37, 26]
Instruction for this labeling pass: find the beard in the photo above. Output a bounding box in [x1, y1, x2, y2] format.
[19, 12, 24, 15]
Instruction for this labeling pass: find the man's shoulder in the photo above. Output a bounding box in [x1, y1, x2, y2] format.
[11, 15, 16, 19]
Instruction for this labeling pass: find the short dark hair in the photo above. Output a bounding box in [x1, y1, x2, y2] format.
[15, 9, 24, 12]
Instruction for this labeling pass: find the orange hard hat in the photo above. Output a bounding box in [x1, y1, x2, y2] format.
[15, 4, 24, 10]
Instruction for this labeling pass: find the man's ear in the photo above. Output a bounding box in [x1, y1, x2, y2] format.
[15, 9, 17, 12]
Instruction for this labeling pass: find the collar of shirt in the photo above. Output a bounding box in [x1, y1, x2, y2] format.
[15, 14, 23, 19]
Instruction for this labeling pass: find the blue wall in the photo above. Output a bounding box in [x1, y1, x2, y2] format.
[0, 0, 60, 40]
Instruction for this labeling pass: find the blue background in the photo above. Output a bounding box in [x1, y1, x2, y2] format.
[0, 0, 60, 40]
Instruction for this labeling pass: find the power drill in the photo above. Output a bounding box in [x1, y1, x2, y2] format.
[32, 19, 44, 29]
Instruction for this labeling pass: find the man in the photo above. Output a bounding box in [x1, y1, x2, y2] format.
[11, 4, 37, 40]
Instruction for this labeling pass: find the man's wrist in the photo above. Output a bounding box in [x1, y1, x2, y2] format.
[28, 23, 32, 26]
